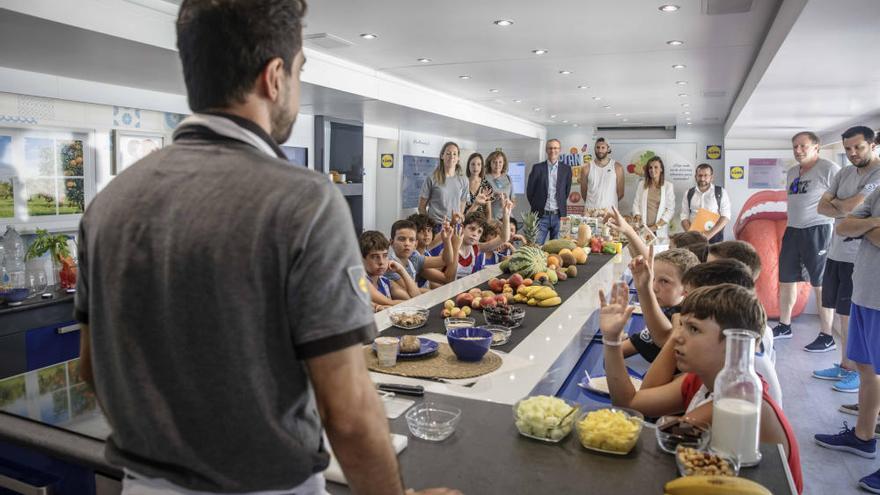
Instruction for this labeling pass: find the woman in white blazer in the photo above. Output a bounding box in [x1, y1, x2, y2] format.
[632, 156, 676, 242]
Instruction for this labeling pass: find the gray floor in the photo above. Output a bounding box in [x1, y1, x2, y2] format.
[777, 315, 876, 495]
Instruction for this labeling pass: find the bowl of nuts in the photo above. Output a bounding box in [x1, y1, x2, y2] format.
[388, 307, 429, 330]
[675, 446, 740, 477]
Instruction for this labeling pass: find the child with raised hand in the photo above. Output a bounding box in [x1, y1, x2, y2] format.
[387, 219, 456, 292]
[480, 219, 515, 266]
[407, 213, 443, 257]
[449, 198, 513, 279]
[599, 283, 803, 494]
[359, 231, 421, 309]
[640, 259, 783, 405]
[620, 246, 700, 361]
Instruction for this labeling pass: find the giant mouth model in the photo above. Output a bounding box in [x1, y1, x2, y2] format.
[733, 190, 811, 319]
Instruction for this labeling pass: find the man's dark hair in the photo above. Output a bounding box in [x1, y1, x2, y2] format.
[791, 131, 820, 145]
[359, 231, 389, 258]
[595, 137, 607, 145]
[390, 220, 418, 240]
[176, 0, 307, 111]
[696, 163, 714, 174]
[682, 259, 755, 290]
[407, 213, 436, 232]
[708, 240, 762, 278]
[842, 126, 876, 143]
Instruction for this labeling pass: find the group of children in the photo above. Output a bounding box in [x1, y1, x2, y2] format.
[359, 198, 517, 311]
[600, 208, 803, 494]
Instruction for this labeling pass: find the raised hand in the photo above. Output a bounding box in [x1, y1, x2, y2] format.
[598, 281, 635, 343]
[628, 244, 654, 289]
[605, 206, 635, 237]
[451, 212, 464, 225]
[503, 197, 514, 214]
[451, 222, 463, 248]
[439, 220, 453, 243]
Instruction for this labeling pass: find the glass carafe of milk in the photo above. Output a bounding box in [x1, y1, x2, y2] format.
[711, 329, 763, 466]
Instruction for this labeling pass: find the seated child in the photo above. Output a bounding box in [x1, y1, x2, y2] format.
[480, 219, 515, 266]
[386, 219, 455, 291]
[509, 217, 527, 248]
[621, 247, 700, 362]
[599, 283, 802, 494]
[670, 231, 709, 262]
[450, 199, 512, 279]
[408, 213, 443, 257]
[359, 231, 421, 309]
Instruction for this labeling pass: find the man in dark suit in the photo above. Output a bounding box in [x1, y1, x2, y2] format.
[527, 138, 572, 244]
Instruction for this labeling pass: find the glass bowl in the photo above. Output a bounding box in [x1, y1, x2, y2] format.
[575, 406, 644, 455]
[444, 317, 476, 332]
[655, 416, 711, 454]
[483, 305, 526, 328]
[676, 446, 741, 477]
[479, 324, 511, 347]
[388, 306, 429, 329]
[405, 402, 461, 441]
[513, 396, 580, 443]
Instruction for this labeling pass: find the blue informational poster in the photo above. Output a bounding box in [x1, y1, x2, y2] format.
[402, 155, 438, 209]
[508, 161, 526, 195]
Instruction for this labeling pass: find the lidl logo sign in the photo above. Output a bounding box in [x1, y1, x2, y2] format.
[381, 153, 394, 169]
[730, 166, 745, 180]
[706, 145, 722, 160]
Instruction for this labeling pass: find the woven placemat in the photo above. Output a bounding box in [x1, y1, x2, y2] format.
[365, 343, 502, 379]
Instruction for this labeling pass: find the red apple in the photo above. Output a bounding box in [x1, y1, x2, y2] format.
[480, 296, 497, 309]
[509, 273, 524, 289]
[488, 278, 505, 293]
[455, 293, 474, 307]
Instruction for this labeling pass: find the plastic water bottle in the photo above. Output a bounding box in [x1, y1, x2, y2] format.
[2, 226, 26, 289]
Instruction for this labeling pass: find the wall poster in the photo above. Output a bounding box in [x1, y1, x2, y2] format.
[401, 155, 438, 209]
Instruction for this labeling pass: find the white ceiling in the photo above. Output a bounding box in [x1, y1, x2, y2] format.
[302, 0, 780, 128]
[726, 0, 880, 144]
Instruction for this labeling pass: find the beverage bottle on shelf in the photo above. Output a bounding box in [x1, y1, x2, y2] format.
[710, 329, 763, 466]
[1, 226, 26, 289]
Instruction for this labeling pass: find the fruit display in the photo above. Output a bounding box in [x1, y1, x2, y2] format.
[441, 298, 473, 318]
[676, 447, 737, 477]
[483, 304, 525, 328]
[514, 285, 561, 307]
[575, 408, 643, 454]
[542, 238, 577, 254]
[663, 475, 771, 495]
[514, 396, 578, 442]
[504, 246, 549, 279]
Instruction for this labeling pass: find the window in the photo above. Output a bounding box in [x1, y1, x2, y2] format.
[0, 127, 92, 227]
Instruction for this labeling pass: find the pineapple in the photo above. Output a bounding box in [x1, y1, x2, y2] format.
[521, 211, 539, 246]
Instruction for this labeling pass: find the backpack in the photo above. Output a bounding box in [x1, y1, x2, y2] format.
[687, 185, 723, 214]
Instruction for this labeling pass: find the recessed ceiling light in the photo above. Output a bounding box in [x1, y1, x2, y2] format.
[573, 124, 579, 127]
[622, 118, 629, 122]
[602, 105, 611, 109]
[666, 40, 684, 46]
[562, 120, 569, 123]
[550, 114, 557, 119]
[489, 88, 499, 93]
[615, 113, 622, 117]
[577, 85, 589, 89]
[459, 75, 471, 80]
[559, 70, 572, 75]
[533, 107, 541, 112]
[687, 122, 693, 125]
[532, 49, 548, 55]
[678, 93, 689, 97]
[659, 4, 680, 12]
[681, 103, 690, 107]
[494, 19, 514, 26]
[513, 99, 522, 103]
[676, 81, 688, 85]
[672, 64, 686, 69]
[360, 33, 378, 40]
[592, 96, 602, 101]
[417, 58, 432, 63]
[686, 117, 692, 121]
[683, 111, 691, 115]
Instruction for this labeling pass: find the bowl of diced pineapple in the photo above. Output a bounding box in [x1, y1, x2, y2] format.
[513, 395, 580, 443]
[575, 405, 644, 455]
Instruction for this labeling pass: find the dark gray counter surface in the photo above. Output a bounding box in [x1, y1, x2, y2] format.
[329, 393, 796, 495]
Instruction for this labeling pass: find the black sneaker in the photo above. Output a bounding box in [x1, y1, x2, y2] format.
[772, 323, 793, 340]
[804, 333, 837, 353]
[839, 403, 880, 418]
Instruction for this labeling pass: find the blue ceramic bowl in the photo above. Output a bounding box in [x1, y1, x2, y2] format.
[446, 327, 492, 362]
[1, 288, 29, 303]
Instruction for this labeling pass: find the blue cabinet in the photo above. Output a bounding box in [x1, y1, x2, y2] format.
[0, 440, 95, 495]
[25, 321, 80, 372]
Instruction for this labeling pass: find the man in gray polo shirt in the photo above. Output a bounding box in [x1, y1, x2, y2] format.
[75, 2, 456, 494]
[773, 131, 840, 343]
[812, 126, 880, 388]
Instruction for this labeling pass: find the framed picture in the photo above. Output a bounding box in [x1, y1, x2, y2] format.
[112, 130, 165, 175]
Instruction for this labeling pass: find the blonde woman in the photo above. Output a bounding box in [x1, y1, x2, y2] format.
[418, 142, 470, 223]
[486, 150, 514, 221]
[632, 156, 676, 241]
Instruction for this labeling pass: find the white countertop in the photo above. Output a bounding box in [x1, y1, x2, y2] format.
[371, 252, 631, 405]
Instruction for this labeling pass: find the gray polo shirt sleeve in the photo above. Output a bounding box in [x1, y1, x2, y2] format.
[286, 182, 376, 359]
[74, 219, 89, 323]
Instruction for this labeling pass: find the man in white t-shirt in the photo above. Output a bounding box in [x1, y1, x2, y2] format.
[680, 163, 731, 244]
[580, 137, 624, 211]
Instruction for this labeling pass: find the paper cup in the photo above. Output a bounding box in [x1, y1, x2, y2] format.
[375, 337, 400, 367]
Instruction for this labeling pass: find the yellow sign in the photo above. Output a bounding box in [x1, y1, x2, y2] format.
[380, 153, 394, 169]
[730, 166, 745, 180]
[706, 145, 722, 160]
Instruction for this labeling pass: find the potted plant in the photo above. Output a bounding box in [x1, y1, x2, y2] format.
[25, 229, 77, 289]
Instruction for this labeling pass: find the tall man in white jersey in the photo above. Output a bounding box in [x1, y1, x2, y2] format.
[580, 137, 624, 210]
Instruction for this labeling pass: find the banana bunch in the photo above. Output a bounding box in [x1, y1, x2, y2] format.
[664, 476, 771, 495]
[514, 285, 561, 307]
